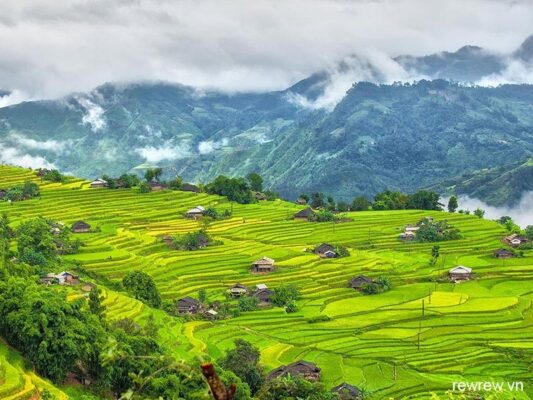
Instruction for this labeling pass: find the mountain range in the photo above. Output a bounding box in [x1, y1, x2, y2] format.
[0, 36, 532, 205]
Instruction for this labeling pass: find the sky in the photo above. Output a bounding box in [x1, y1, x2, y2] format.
[0, 0, 532, 103]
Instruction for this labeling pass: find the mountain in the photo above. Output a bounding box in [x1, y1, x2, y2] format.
[430, 158, 533, 206]
[1, 80, 533, 205]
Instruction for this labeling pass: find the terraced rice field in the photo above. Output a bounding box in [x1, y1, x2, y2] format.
[0, 165, 532, 399]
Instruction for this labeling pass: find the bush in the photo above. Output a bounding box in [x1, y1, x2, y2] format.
[238, 296, 259, 311]
[172, 230, 215, 250]
[271, 284, 300, 307]
[416, 219, 462, 242]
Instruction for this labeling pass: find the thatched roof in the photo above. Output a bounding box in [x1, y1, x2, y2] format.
[294, 207, 315, 218]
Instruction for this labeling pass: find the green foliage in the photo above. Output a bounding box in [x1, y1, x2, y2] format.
[16, 217, 57, 267]
[525, 225, 533, 240]
[122, 271, 161, 308]
[219, 339, 264, 394]
[43, 169, 66, 183]
[167, 175, 183, 190]
[172, 230, 214, 251]
[373, 190, 441, 211]
[309, 209, 337, 222]
[415, 219, 462, 242]
[271, 284, 300, 307]
[0, 277, 106, 383]
[238, 296, 259, 312]
[447, 195, 458, 213]
[144, 168, 163, 183]
[198, 288, 207, 304]
[256, 376, 337, 400]
[285, 300, 298, 313]
[5, 181, 40, 201]
[431, 245, 440, 265]
[335, 244, 350, 258]
[88, 287, 106, 321]
[118, 174, 141, 188]
[351, 196, 370, 211]
[473, 208, 485, 218]
[362, 276, 392, 295]
[310, 192, 326, 209]
[206, 175, 255, 204]
[203, 207, 232, 220]
[246, 173, 263, 192]
[138, 182, 151, 193]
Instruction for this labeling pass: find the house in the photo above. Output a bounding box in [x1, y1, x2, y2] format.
[314, 243, 337, 258]
[295, 198, 307, 205]
[255, 283, 268, 290]
[349, 275, 374, 290]
[294, 207, 315, 220]
[149, 182, 167, 191]
[493, 248, 514, 259]
[448, 266, 472, 282]
[229, 283, 248, 297]
[181, 183, 200, 193]
[89, 178, 108, 188]
[56, 271, 80, 285]
[71, 221, 91, 233]
[177, 297, 201, 314]
[399, 231, 415, 240]
[203, 309, 218, 320]
[39, 273, 58, 285]
[186, 206, 205, 219]
[267, 360, 321, 382]
[81, 282, 97, 292]
[161, 235, 174, 247]
[331, 382, 362, 400]
[251, 257, 275, 273]
[405, 225, 420, 233]
[253, 288, 274, 305]
[504, 233, 529, 247]
[254, 192, 267, 201]
[0, 189, 7, 199]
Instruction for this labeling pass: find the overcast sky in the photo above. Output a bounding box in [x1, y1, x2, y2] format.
[0, 0, 532, 101]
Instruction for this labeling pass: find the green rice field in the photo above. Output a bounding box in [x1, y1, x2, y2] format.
[0, 165, 531, 399]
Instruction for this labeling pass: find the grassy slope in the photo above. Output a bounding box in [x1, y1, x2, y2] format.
[0, 165, 532, 399]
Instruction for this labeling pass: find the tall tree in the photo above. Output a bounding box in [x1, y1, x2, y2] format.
[219, 339, 264, 394]
[447, 196, 458, 213]
[123, 271, 161, 307]
[88, 286, 106, 322]
[246, 173, 263, 192]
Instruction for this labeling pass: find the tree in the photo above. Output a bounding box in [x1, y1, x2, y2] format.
[447, 196, 458, 213]
[310, 192, 325, 208]
[238, 296, 258, 312]
[246, 173, 263, 192]
[525, 225, 533, 240]
[144, 168, 163, 182]
[118, 173, 141, 188]
[16, 217, 57, 266]
[88, 287, 106, 321]
[352, 196, 370, 211]
[122, 271, 161, 308]
[337, 201, 350, 212]
[271, 284, 300, 307]
[298, 194, 309, 202]
[285, 300, 298, 313]
[431, 245, 440, 265]
[206, 175, 255, 204]
[198, 288, 207, 304]
[407, 190, 441, 210]
[219, 339, 264, 395]
[167, 175, 183, 190]
[43, 169, 65, 183]
[138, 182, 152, 193]
[473, 208, 485, 218]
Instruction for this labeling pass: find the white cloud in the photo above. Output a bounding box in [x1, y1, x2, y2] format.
[135, 142, 192, 163]
[76, 97, 106, 132]
[9, 132, 68, 152]
[198, 138, 228, 154]
[0, 0, 531, 100]
[0, 90, 31, 108]
[0, 144, 55, 169]
[477, 59, 533, 86]
[455, 192, 533, 227]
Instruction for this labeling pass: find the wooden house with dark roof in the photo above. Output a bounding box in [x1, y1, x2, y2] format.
[267, 360, 321, 382]
[349, 275, 374, 290]
[252, 287, 274, 305]
[294, 207, 315, 220]
[448, 266, 472, 282]
[229, 283, 248, 297]
[493, 248, 514, 259]
[314, 243, 337, 258]
[331, 382, 362, 399]
[71, 221, 91, 233]
[181, 183, 200, 193]
[177, 297, 201, 314]
[149, 181, 167, 191]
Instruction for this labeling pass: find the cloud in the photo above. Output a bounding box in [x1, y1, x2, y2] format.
[9, 132, 68, 152]
[135, 142, 192, 163]
[76, 97, 106, 132]
[0, 90, 30, 108]
[0, 144, 55, 169]
[477, 59, 533, 86]
[454, 193, 533, 227]
[0, 0, 531, 102]
[198, 138, 228, 154]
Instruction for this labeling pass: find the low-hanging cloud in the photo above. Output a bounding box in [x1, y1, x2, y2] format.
[198, 138, 228, 155]
[135, 142, 192, 163]
[455, 193, 533, 228]
[76, 97, 106, 132]
[0, 143, 55, 169]
[0, 0, 532, 104]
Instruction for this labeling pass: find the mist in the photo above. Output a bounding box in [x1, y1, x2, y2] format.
[455, 192, 533, 227]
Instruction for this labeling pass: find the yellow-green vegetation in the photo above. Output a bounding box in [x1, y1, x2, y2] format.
[0, 165, 532, 399]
